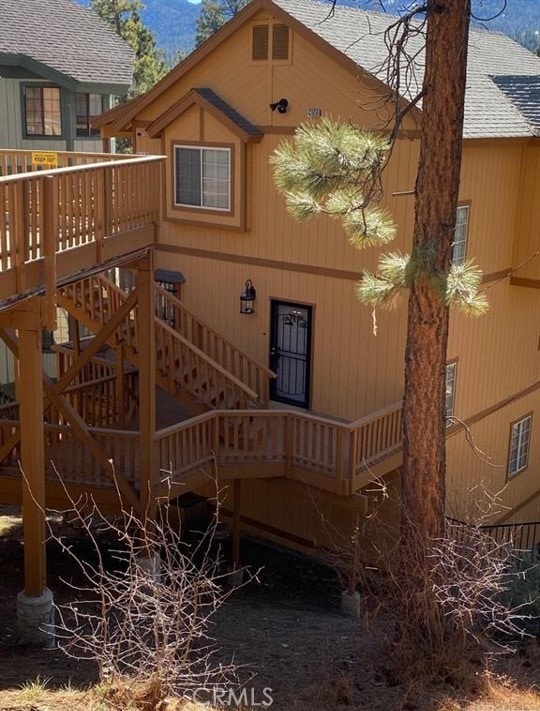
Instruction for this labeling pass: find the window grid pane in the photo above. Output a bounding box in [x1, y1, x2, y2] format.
[75, 93, 102, 137]
[175, 146, 230, 211]
[25, 86, 61, 136]
[202, 149, 230, 209]
[508, 416, 532, 476]
[445, 362, 457, 425]
[452, 205, 469, 266]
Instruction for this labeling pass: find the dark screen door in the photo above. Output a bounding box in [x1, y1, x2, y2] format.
[269, 300, 312, 408]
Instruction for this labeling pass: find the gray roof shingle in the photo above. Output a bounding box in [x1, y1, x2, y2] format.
[491, 75, 540, 136]
[272, 0, 540, 139]
[0, 0, 134, 90]
[193, 88, 263, 137]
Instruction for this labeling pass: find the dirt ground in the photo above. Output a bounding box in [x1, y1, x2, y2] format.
[0, 506, 538, 711]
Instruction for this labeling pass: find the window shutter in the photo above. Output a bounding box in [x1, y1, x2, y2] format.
[272, 24, 289, 60]
[252, 25, 269, 60]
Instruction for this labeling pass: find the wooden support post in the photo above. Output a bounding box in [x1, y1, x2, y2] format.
[41, 177, 57, 332]
[68, 315, 81, 357]
[16, 300, 47, 598]
[115, 345, 125, 429]
[232, 479, 241, 570]
[137, 256, 156, 517]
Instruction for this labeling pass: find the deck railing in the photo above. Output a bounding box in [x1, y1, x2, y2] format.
[155, 283, 276, 406]
[60, 274, 261, 411]
[0, 397, 403, 495]
[0, 155, 164, 318]
[0, 148, 132, 176]
[153, 402, 404, 496]
[448, 517, 540, 556]
[61, 275, 139, 353]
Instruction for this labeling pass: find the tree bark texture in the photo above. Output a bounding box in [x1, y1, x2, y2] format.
[401, 0, 471, 544]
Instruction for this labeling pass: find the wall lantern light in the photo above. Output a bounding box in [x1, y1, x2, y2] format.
[270, 98, 289, 114]
[240, 279, 256, 314]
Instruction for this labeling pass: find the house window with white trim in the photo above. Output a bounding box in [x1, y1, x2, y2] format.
[508, 415, 532, 477]
[174, 146, 231, 211]
[75, 93, 103, 137]
[24, 86, 62, 136]
[452, 204, 469, 266]
[445, 361, 457, 426]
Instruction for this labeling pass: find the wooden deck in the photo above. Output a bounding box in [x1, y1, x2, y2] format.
[0, 150, 164, 313]
[0, 396, 403, 502]
[0, 148, 405, 514]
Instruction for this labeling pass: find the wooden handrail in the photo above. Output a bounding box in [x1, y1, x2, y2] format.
[0, 154, 164, 184]
[152, 400, 404, 495]
[155, 283, 275, 378]
[61, 273, 261, 411]
[154, 282, 275, 406]
[348, 399, 403, 429]
[157, 319, 260, 403]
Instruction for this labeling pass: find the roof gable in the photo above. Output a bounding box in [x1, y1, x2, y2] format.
[96, 0, 540, 139]
[0, 0, 134, 91]
[147, 88, 263, 142]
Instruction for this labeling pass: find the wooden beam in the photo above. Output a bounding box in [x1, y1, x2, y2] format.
[17, 302, 47, 597]
[54, 289, 138, 393]
[41, 177, 57, 331]
[42, 374, 141, 513]
[0, 325, 140, 513]
[137, 258, 156, 516]
[0, 427, 21, 465]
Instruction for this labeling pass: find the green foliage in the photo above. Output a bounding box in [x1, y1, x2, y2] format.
[272, 118, 395, 249]
[358, 254, 489, 315]
[272, 118, 488, 316]
[195, 0, 248, 47]
[91, 0, 168, 98]
[446, 260, 489, 315]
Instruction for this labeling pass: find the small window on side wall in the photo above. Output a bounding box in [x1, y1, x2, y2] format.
[75, 93, 103, 137]
[174, 145, 231, 211]
[508, 415, 532, 477]
[445, 361, 457, 426]
[24, 85, 62, 137]
[452, 204, 469, 266]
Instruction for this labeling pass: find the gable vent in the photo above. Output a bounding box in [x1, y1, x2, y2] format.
[272, 23, 289, 60]
[252, 24, 269, 60]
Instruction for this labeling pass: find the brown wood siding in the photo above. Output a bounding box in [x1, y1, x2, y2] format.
[446, 387, 540, 521]
[127, 5, 540, 515]
[513, 145, 540, 283]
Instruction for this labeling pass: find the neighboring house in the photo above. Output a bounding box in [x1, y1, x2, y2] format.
[94, 0, 540, 547]
[0, 0, 134, 152]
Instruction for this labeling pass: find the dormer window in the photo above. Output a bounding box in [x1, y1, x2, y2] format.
[174, 145, 231, 212]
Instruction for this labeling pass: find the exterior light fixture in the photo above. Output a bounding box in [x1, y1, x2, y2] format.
[270, 98, 289, 114]
[240, 279, 256, 314]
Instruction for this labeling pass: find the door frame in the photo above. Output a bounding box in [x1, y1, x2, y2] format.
[269, 298, 314, 409]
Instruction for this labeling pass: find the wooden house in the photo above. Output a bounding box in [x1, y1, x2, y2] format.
[0, 0, 539, 643]
[0, 0, 134, 153]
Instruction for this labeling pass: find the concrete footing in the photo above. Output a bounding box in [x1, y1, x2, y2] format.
[340, 590, 361, 619]
[17, 588, 55, 647]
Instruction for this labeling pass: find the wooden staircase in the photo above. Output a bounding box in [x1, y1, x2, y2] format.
[57, 274, 273, 414]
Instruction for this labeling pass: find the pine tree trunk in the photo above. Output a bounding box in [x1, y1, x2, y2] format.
[401, 0, 471, 546]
